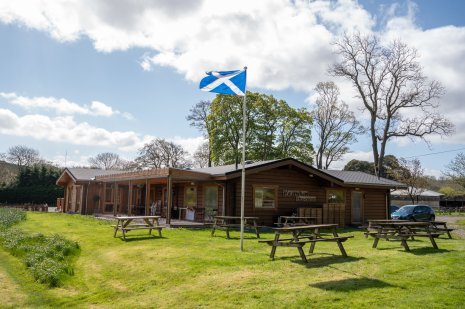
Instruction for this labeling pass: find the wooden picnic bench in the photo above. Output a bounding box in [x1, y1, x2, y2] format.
[276, 216, 317, 227]
[211, 216, 260, 239]
[259, 224, 353, 263]
[113, 216, 164, 240]
[369, 221, 441, 251]
[429, 221, 454, 239]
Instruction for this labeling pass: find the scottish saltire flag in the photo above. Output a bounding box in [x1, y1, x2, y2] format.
[199, 69, 246, 96]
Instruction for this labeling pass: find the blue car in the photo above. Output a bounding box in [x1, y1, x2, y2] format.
[389, 205, 400, 215]
[391, 205, 435, 221]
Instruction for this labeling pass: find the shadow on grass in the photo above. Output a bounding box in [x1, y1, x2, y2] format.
[408, 247, 451, 255]
[310, 277, 395, 292]
[373, 246, 451, 255]
[276, 254, 364, 267]
[304, 255, 364, 268]
[118, 235, 166, 242]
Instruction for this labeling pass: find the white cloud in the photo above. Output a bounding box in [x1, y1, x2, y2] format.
[170, 136, 205, 155]
[328, 150, 374, 170]
[0, 108, 149, 151]
[0, 92, 133, 119]
[0, 107, 203, 159]
[1, 0, 464, 156]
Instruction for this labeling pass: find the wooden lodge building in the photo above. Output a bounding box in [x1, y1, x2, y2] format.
[56, 158, 404, 227]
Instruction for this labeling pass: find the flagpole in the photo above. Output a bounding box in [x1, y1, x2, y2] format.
[240, 66, 247, 251]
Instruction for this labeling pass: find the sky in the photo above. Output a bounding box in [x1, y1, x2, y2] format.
[0, 0, 465, 177]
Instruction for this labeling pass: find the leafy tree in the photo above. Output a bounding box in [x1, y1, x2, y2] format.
[88, 152, 123, 170]
[312, 81, 365, 169]
[438, 186, 463, 199]
[207, 92, 313, 166]
[330, 33, 454, 177]
[343, 159, 374, 174]
[6, 145, 41, 169]
[276, 106, 313, 163]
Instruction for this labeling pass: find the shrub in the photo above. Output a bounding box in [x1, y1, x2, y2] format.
[0, 207, 26, 229]
[0, 211, 80, 287]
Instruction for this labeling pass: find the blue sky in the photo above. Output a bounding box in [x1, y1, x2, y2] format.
[0, 0, 464, 177]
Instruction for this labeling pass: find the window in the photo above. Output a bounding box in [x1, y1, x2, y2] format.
[105, 186, 113, 203]
[185, 186, 197, 207]
[328, 190, 344, 203]
[254, 186, 277, 209]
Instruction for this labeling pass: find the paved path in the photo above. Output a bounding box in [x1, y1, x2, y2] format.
[438, 216, 465, 238]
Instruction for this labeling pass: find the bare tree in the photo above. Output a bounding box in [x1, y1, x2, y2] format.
[6, 145, 40, 169]
[88, 152, 123, 170]
[187, 100, 213, 167]
[136, 138, 191, 169]
[193, 141, 210, 168]
[392, 158, 428, 204]
[444, 152, 465, 188]
[330, 33, 454, 177]
[312, 81, 365, 169]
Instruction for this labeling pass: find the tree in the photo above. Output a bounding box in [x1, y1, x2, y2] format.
[392, 158, 428, 204]
[193, 141, 210, 168]
[136, 138, 191, 169]
[275, 106, 313, 163]
[6, 145, 41, 169]
[444, 152, 465, 188]
[330, 33, 454, 177]
[207, 92, 313, 166]
[312, 81, 365, 169]
[343, 159, 374, 174]
[88, 152, 123, 170]
[186, 100, 213, 167]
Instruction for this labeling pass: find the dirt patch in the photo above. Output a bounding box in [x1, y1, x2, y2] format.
[438, 216, 465, 238]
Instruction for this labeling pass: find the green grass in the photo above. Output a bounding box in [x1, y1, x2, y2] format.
[1, 213, 465, 308]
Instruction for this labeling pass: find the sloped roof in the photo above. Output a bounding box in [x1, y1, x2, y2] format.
[63, 168, 122, 182]
[194, 158, 404, 188]
[322, 170, 405, 187]
[192, 160, 279, 176]
[56, 159, 405, 188]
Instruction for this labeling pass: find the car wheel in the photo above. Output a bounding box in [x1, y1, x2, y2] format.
[430, 215, 435, 221]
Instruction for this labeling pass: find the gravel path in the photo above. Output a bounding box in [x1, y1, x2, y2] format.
[438, 216, 465, 238]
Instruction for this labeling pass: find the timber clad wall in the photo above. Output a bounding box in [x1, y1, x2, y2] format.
[363, 189, 388, 221]
[233, 167, 329, 225]
[57, 162, 395, 226]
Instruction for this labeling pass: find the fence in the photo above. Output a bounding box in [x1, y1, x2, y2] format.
[0, 204, 49, 212]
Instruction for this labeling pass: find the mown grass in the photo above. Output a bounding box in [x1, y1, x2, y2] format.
[1, 212, 465, 308]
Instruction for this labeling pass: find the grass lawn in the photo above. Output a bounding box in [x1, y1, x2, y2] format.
[1, 213, 465, 308]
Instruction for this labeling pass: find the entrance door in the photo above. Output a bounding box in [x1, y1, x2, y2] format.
[351, 191, 363, 224]
[204, 186, 218, 222]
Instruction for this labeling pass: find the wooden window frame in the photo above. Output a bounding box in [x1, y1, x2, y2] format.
[253, 184, 278, 209]
[326, 189, 345, 204]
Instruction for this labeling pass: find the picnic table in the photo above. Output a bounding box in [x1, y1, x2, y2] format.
[113, 216, 164, 240]
[429, 221, 454, 239]
[259, 224, 353, 263]
[277, 216, 317, 227]
[211, 216, 260, 239]
[368, 221, 441, 251]
[365, 219, 409, 238]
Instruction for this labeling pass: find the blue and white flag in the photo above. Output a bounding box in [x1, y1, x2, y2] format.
[199, 69, 246, 96]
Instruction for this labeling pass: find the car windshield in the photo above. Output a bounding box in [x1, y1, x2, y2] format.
[395, 206, 415, 215]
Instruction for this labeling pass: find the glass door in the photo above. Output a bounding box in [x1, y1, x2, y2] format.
[204, 186, 218, 222]
[351, 191, 363, 224]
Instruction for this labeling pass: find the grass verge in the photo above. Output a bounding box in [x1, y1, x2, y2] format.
[1, 212, 465, 308]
